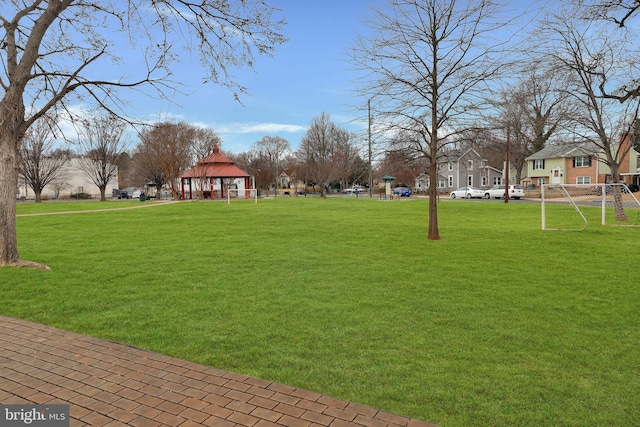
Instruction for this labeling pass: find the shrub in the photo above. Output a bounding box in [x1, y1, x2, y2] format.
[70, 192, 92, 199]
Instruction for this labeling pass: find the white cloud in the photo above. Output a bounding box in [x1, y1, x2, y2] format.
[217, 122, 307, 134]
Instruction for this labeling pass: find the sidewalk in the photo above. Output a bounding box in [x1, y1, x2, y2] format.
[0, 316, 439, 427]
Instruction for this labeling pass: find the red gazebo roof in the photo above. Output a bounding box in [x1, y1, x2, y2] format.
[181, 146, 250, 179]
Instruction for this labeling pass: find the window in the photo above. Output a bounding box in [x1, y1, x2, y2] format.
[448, 162, 453, 171]
[573, 156, 592, 167]
[468, 159, 473, 170]
[537, 178, 546, 186]
[448, 175, 453, 187]
[439, 179, 446, 188]
[577, 176, 591, 185]
[468, 175, 473, 186]
[493, 176, 501, 185]
[533, 159, 545, 170]
[482, 176, 487, 187]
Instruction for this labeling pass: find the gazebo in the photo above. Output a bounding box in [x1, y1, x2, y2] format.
[180, 146, 252, 200]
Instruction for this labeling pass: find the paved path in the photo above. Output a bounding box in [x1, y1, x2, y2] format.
[0, 316, 438, 427]
[16, 201, 180, 217]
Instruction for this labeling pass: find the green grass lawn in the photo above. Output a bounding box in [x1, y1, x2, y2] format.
[2, 197, 639, 426]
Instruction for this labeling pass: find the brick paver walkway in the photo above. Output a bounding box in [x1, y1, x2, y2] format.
[0, 316, 438, 427]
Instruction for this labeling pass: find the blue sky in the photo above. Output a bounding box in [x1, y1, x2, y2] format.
[136, 0, 376, 153]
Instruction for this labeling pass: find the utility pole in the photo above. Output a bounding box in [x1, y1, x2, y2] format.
[505, 126, 510, 203]
[368, 99, 373, 198]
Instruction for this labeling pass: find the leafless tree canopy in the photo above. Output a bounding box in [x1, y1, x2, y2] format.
[349, 0, 513, 239]
[253, 135, 291, 194]
[574, 0, 640, 102]
[192, 129, 223, 165]
[332, 128, 363, 191]
[299, 113, 359, 198]
[18, 117, 67, 202]
[76, 114, 128, 201]
[479, 67, 572, 183]
[1, 1, 287, 129]
[137, 121, 197, 200]
[541, 5, 640, 220]
[577, 0, 640, 27]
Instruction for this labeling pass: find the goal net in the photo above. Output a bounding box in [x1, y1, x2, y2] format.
[225, 188, 259, 204]
[541, 183, 640, 230]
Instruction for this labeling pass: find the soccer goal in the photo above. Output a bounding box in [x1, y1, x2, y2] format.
[541, 183, 640, 231]
[225, 188, 259, 204]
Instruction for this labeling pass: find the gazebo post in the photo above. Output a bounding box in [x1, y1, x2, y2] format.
[181, 179, 185, 200]
[211, 178, 215, 200]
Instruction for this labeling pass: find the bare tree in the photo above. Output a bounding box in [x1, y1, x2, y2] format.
[515, 66, 573, 154]
[49, 174, 70, 199]
[76, 114, 128, 201]
[349, 0, 514, 240]
[253, 136, 290, 196]
[230, 149, 268, 191]
[18, 118, 67, 202]
[332, 128, 362, 190]
[541, 6, 640, 220]
[579, 0, 640, 28]
[577, 1, 640, 101]
[484, 68, 571, 184]
[137, 122, 196, 200]
[299, 113, 344, 198]
[192, 129, 222, 163]
[0, 1, 285, 266]
[380, 142, 425, 188]
[132, 149, 168, 200]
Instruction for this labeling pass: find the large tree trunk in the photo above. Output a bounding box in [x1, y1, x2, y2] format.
[428, 80, 441, 240]
[427, 159, 440, 240]
[0, 130, 20, 265]
[610, 165, 627, 222]
[613, 186, 627, 222]
[0, 93, 45, 268]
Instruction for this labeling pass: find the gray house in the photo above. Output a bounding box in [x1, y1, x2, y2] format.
[414, 148, 502, 193]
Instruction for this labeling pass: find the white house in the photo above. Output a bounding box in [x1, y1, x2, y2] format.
[414, 148, 503, 193]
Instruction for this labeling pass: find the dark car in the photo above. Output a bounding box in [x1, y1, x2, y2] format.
[393, 186, 412, 197]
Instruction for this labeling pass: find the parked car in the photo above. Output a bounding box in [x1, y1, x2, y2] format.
[343, 186, 366, 194]
[112, 189, 130, 199]
[393, 186, 412, 197]
[450, 187, 484, 199]
[483, 185, 525, 200]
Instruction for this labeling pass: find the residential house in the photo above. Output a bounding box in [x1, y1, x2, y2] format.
[414, 148, 503, 193]
[524, 136, 639, 188]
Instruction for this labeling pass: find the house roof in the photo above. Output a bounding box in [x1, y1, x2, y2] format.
[526, 141, 600, 161]
[181, 145, 250, 179]
[439, 147, 482, 162]
[181, 164, 250, 178]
